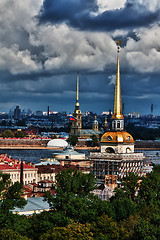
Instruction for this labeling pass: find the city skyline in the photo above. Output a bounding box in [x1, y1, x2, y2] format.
[0, 0, 160, 114]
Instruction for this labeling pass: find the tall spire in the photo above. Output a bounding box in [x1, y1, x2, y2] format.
[70, 72, 82, 135]
[111, 40, 124, 120]
[75, 72, 80, 109]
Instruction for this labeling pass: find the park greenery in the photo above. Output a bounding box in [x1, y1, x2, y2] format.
[0, 167, 160, 239]
[0, 129, 27, 138]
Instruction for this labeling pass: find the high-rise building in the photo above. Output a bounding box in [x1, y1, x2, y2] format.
[90, 41, 147, 188]
[14, 106, 21, 121]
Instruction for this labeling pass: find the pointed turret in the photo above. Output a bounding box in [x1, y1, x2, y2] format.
[111, 41, 124, 131]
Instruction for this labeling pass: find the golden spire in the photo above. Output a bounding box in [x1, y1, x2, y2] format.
[75, 72, 80, 108]
[111, 40, 124, 120]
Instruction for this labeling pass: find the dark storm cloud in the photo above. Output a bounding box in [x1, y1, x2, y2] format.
[39, 0, 160, 31]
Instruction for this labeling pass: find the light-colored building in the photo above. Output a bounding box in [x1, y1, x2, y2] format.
[52, 146, 90, 173]
[0, 155, 37, 185]
[90, 42, 149, 188]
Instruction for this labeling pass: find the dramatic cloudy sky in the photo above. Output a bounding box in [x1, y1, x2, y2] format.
[0, 0, 160, 115]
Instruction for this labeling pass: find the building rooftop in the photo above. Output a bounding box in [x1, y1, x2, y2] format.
[11, 197, 50, 216]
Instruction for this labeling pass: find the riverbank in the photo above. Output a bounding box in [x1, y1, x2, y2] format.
[0, 139, 160, 150]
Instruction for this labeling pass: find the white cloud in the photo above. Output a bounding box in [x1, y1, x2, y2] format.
[97, 0, 126, 12]
[128, 0, 160, 12]
[125, 25, 160, 73]
[0, 45, 41, 74]
[30, 24, 116, 72]
[108, 75, 116, 85]
[0, 0, 43, 74]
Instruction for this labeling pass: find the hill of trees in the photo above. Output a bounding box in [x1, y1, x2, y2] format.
[0, 167, 160, 239]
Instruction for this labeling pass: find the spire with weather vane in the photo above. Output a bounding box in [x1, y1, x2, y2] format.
[111, 41, 124, 131]
[75, 72, 80, 109]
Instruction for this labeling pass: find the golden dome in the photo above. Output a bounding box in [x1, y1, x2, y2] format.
[101, 131, 134, 143]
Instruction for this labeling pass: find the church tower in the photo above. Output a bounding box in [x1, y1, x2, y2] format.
[92, 115, 98, 131]
[70, 73, 82, 136]
[100, 41, 134, 154]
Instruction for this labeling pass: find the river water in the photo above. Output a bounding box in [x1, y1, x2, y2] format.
[0, 149, 160, 165]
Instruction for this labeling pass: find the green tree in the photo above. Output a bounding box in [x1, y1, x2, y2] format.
[91, 214, 119, 240]
[68, 135, 78, 146]
[2, 129, 14, 138]
[45, 169, 96, 210]
[14, 131, 27, 138]
[0, 172, 26, 211]
[39, 220, 93, 240]
[0, 229, 30, 240]
[120, 173, 139, 202]
[91, 135, 98, 147]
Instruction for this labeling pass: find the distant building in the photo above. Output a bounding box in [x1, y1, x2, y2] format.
[0, 154, 37, 184]
[34, 111, 43, 117]
[70, 74, 102, 139]
[129, 112, 140, 118]
[36, 164, 78, 182]
[14, 106, 21, 120]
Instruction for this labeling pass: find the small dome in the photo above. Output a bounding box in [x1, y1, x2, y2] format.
[93, 116, 98, 124]
[101, 131, 134, 143]
[47, 139, 68, 148]
[93, 119, 98, 124]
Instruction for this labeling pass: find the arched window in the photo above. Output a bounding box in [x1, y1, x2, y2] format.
[126, 147, 131, 153]
[105, 147, 115, 153]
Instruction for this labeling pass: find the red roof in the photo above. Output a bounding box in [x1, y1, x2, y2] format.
[38, 179, 54, 184]
[0, 154, 37, 170]
[37, 164, 78, 173]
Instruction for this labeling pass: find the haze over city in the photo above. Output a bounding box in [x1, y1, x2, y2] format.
[0, 0, 160, 114]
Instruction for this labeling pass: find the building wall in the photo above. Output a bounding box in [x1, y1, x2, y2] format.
[101, 143, 134, 154]
[38, 172, 56, 182]
[1, 168, 38, 185]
